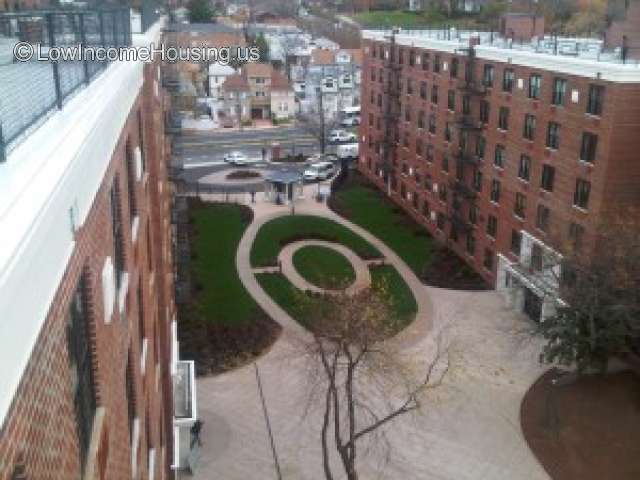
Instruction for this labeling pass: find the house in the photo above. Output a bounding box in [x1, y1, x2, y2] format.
[222, 63, 295, 123]
[208, 63, 236, 99]
[297, 48, 363, 120]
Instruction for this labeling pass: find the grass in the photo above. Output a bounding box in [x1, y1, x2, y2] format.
[188, 203, 261, 326]
[330, 182, 435, 277]
[292, 245, 356, 290]
[370, 265, 418, 329]
[351, 8, 491, 29]
[255, 264, 417, 334]
[250, 215, 381, 267]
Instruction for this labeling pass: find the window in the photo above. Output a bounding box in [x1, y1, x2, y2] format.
[523, 114, 536, 140]
[473, 168, 483, 192]
[569, 222, 585, 251]
[518, 154, 531, 181]
[487, 214, 497, 238]
[540, 164, 555, 191]
[371, 68, 376, 81]
[137, 110, 146, 174]
[546, 122, 560, 149]
[536, 204, 550, 232]
[574, 179, 591, 209]
[462, 95, 471, 115]
[490, 179, 501, 203]
[494, 144, 506, 168]
[420, 81, 427, 99]
[447, 90, 455, 111]
[528, 74, 541, 99]
[469, 204, 479, 225]
[137, 280, 145, 351]
[483, 64, 494, 87]
[424, 174, 433, 191]
[409, 50, 416, 67]
[587, 84, 604, 115]
[450, 58, 459, 78]
[466, 234, 476, 255]
[552, 78, 567, 106]
[406, 78, 414, 95]
[428, 114, 436, 134]
[422, 200, 430, 217]
[431, 85, 439, 104]
[416, 138, 423, 156]
[437, 212, 446, 230]
[125, 140, 137, 222]
[442, 154, 449, 172]
[511, 229, 522, 255]
[514, 192, 527, 218]
[377, 94, 382, 107]
[421, 52, 430, 71]
[67, 274, 96, 470]
[398, 48, 404, 65]
[110, 177, 125, 289]
[444, 122, 452, 142]
[483, 248, 494, 270]
[475, 136, 486, 159]
[126, 352, 136, 443]
[426, 144, 434, 162]
[498, 106, 509, 130]
[417, 110, 425, 129]
[439, 184, 448, 202]
[404, 105, 412, 122]
[434, 54, 441, 73]
[502, 68, 514, 92]
[580, 132, 598, 163]
[479, 100, 490, 123]
[531, 243, 544, 271]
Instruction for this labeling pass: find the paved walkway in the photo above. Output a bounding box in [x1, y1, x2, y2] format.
[272, 240, 371, 295]
[191, 182, 549, 480]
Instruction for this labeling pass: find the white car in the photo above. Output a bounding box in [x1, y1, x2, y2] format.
[328, 130, 357, 144]
[340, 116, 360, 127]
[303, 161, 336, 181]
[223, 151, 248, 165]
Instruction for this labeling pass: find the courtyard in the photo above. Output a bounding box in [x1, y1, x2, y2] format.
[177, 173, 551, 479]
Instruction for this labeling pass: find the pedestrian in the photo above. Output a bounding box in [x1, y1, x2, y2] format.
[261, 147, 266, 162]
[191, 419, 204, 447]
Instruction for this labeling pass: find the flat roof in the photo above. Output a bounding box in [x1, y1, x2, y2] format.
[362, 29, 640, 82]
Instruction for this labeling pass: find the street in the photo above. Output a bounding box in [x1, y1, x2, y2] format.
[173, 126, 323, 167]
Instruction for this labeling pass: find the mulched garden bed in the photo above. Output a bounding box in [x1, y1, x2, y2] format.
[225, 170, 262, 180]
[521, 368, 640, 480]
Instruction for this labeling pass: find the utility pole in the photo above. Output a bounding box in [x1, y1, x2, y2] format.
[317, 86, 326, 155]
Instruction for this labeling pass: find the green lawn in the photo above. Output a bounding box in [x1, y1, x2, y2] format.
[250, 215, 381, 267]
[188, 203, 261, 326]
[370, 265, 418, 330]
[331, 183, 435, 277]
[351, 8, 494, 29]
[256, 264, 416, 334]
[292, 245, 356, 290]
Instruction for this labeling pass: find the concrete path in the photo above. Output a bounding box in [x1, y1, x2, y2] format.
[274, 240, 371, 295]
[191, 181, 549, 480]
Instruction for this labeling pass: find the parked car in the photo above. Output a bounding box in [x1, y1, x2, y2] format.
[303, 161, 336, 181]
[336, 142, 359, 160]
[223, 151, 248, 165]
[328, 129, 357, 144]
[340, 116, 360, 127]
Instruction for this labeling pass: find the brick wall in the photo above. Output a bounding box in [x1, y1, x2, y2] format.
[0, 59, 175, 480]
[359, 39, 640, 285]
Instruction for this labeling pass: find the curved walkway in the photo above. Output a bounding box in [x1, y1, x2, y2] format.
[191, 183, 550, 480]
[274, 240, 372, 295]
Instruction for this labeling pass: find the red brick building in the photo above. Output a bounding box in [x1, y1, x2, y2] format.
[359, 30, 640, 321]
[0, 14, 196, 480]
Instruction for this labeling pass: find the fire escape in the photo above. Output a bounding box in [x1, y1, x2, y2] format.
[380, 29, 402, 195]
[448, 45, 486, 241]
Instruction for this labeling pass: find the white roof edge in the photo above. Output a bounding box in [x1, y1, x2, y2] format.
[362, 30, 640, 83]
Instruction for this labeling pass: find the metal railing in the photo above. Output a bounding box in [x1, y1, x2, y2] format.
[0, 7, 136, 162]
[0, 7, 132, 160]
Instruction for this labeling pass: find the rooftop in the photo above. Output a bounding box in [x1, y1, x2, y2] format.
[363, 28, 640, 82]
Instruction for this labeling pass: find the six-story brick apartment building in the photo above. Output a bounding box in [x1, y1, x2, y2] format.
[359, 23, 640, 322]
[0, 6, 197, 480]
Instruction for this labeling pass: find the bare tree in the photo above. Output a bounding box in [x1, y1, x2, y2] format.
[297, 287, 448, 480]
